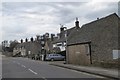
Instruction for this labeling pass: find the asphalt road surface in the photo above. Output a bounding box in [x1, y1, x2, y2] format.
[2, 56, 105, 80]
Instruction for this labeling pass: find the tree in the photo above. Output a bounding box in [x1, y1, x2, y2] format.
[9, 40, 19, 52]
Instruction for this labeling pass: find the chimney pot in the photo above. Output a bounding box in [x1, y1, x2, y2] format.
[21, 39, 23, 43]
[25, 38, 28, 42]
[31, 37, 34, 42]
[60, 24, 64, 33]
[75, 17, 79, 28]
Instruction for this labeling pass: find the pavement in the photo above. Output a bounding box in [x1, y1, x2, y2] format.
[49, 61, 119, 80]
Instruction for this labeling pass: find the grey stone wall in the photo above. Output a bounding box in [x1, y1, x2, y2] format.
[15, 41, 42, 57]
[25, 41, 42, 56]
[90, 14, 119, 62]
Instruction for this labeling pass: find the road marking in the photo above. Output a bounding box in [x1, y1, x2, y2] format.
[21, 65, 26, 68]
[28, 69, 47, 80]
[13, 61, 16, 63]
[28, 69, 38, 75]
[17, 62, 20, 65]
[42, 77, 47, 80]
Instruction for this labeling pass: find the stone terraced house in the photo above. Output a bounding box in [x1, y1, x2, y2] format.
[13, 39, 42, 58]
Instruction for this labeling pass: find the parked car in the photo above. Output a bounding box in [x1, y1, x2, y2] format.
[45, 54, 65, 61]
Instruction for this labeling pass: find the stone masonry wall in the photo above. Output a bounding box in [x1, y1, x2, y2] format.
[89, 14, 119, 62]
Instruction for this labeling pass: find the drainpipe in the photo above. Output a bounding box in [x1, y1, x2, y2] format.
[89, 43, 92, 64]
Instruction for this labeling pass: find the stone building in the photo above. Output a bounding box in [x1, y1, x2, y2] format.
[13, 34, 54, 59]
[13, 38, 42, 58]
[67, 13, 120, 65]
[44, 35, 54, 54]
[52, 18, 80, 54]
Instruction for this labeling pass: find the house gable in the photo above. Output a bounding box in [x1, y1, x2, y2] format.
[67, 13, 120, 62]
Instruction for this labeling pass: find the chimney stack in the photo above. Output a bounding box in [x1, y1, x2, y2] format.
[75, 17, 79, 28]
[21, 39, 23, 43]
[60, 24, 64, 33]
[51, 34, 55, 41]
[36, 35, 40, 41]
[25, 38, 28, 42]
[30, 37, 34, 42]
[97, 17, 99, 20]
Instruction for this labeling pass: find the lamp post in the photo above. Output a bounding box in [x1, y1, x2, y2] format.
[41, 36, 45, 49]
[41, 35, 45, 61]
[62, 27, 68, 64]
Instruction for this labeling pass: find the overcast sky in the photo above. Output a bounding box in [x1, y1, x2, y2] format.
[1, 0, 119, 43]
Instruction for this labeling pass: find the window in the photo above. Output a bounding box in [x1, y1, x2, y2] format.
[57, 43, 62, 46]
[113, 50, 120, 59]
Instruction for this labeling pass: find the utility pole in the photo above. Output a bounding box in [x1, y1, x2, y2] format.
[60, 25, 68, 64]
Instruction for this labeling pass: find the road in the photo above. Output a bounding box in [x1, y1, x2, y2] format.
[2, 56, 105, 79]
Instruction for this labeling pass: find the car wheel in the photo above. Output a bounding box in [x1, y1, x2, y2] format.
[51, 58, 54, 61]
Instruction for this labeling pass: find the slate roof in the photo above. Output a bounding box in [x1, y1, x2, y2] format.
[52, 27, 79, 44]
[67, 13, 120, 45]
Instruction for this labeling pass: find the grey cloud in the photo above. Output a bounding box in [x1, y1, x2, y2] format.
[2, 2, 118, 42]
[46, 3, 82, 24]
[2, 25, 27, 34]
[2, 2, 83, 24]
[3, 33, 29, 41]
[83, 2, 118, 21]
[118, 2, 120, 16]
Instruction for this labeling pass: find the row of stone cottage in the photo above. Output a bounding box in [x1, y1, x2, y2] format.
[13, 13, 120, 66]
